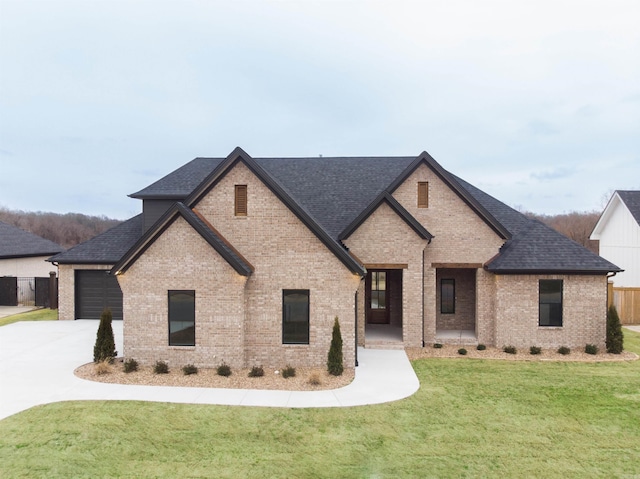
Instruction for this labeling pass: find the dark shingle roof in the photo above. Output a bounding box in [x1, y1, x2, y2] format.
[54, 148, 622, 274]
[618, 190, 640, 227]
[112, 203, 253, 276]
[49, 215, 143, 264]
[0, 221, 64, 259]
[486, 219, 622, 273]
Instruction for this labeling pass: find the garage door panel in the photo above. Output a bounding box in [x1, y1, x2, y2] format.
[75, 270, 123, 320]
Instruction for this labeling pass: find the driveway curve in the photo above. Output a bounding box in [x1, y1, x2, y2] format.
[0, 320, 419, 420]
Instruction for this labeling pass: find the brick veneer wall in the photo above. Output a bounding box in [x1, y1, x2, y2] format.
[187, 162, 361, 368]
[435, 268, 476, 330]
[57, 263, 113, 320]
[494, 274, 608, 349]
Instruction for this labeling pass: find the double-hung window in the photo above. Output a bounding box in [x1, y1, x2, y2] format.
[539, 280, 563, 327]
[282, 290, 309, 344]
[168, 290, 195, 346]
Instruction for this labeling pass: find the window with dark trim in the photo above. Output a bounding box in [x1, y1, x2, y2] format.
[418, 181, 429, 208]
[370, 271, 386, 310]
[283, 289, 309, 344]
[235, 184, 247, 216]
[539, 280, 563, 326]
[168, 290, 195, 346]
[441, 279, 455, 314]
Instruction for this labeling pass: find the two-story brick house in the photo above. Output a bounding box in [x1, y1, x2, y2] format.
[50, 147, 621, 368]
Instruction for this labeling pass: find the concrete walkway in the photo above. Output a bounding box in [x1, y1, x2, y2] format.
[0, 320, 419, 420]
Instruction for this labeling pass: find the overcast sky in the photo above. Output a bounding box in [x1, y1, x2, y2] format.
[1, 0, 638, 220]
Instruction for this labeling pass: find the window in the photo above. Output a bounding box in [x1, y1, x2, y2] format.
[539, 280, 563, 326]
[168, 290, 195, 346]
[370, 271, 386, 310]
[441, 279, 455, 314]
[283, 290, 309, 344]
[235, 184, 247, 216]
[418, 181, 429, 208]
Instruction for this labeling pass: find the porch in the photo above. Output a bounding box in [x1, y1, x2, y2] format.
[435, 329, 478, 345]
[364, 324, 404, 349]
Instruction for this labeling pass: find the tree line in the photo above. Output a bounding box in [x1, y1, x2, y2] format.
[0, 206, 601, 254]
[0, 207, 122, 249]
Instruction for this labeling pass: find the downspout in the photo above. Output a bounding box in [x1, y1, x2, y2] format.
[422, 247, 426, 347]
[354, 289, 358, 367]
[606, 272, 618, 307]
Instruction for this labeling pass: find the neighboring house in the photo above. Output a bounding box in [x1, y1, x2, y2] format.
[590, 190, 640, 323]
[50, 147, 621, 368]
[0, 221, 64, 306]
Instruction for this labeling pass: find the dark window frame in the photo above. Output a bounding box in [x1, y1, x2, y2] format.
[441, 278, 455, 314]
[370, 271, 387, 310]
[539, 279, 563, 327]
[282, 289, 310, 345]
[168, 290, 195, 346]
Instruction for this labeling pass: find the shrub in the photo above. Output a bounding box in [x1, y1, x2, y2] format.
[503, 345, 517, 355]
[477, 344, 486, 351]
[557, 346, 571, 355]
[433, 343, 443, 349]
[282, 365, 296, 378]
[93, 308, 117, 363]
[248, 365, 264, 378]
[458, 348, 467, 355]
[154, 360, 169, 374]
[529, 346, 542, 355]
[327, 316, 344, 376]
[606, 304, 624, 354]
[94, 359, 112, 375]
[585, 344, 598, 355]
[182, 364, 198, 375]
[123, 358, 138, 373]
[308, 372, 321, 386]
[217, 362, 231, 377]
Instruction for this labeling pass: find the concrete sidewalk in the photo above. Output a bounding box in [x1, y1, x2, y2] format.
[0, 320, 419, 420]
[0, 306, 38, 318]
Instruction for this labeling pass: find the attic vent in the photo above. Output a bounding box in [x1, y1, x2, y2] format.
[418, 182, 429, 208]
[235, 185, 247, 216]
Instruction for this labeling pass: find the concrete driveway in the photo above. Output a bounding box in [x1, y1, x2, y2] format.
[0, 320, 419, 420]
[0, 306, 38, 318]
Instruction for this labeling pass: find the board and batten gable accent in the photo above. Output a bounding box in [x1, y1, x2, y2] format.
[191, 159, 361, 368]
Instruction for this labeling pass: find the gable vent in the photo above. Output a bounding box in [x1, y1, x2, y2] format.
[235, 185, 247, 216]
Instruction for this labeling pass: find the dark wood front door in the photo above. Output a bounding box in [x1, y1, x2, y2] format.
[366, 270, 390, 324]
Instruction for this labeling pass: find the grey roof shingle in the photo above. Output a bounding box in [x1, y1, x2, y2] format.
[0, 221, 64, 259]
[53, 150, 622, 274]
[49, 215, 143, 264]
[618, 190, 640, 227]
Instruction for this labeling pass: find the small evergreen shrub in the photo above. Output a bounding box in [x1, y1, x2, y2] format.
[94, 359, 112, 375]
[606, 304, 624, 354]
[476, 344, 486, 351]
[123, 358, 138, 373]
[248, 365, 264, 377]
[282, 365, 296, 378]
[217, 362, 231, 377]
[327, 317, 344, 376]
[433, 343, 443, 349]
[182, 364, 198, 375]
[529, 346, 542, 355]
[93, 308, 117, 363]
[308, 372, 321, 386]
[585, 344, 598, 355]
[557, 346, 571, 355]
[154, 360, 169, 374]
[458, 348, 467, 355]
[503, 345, 517, 354]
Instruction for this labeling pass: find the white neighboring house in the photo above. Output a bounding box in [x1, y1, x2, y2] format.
[0, 221, 64, 306]
[591, 191, 640, 288]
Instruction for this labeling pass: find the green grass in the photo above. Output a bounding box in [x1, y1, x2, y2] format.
[1, 331, 639, 478]
[0, 308, 57, 327]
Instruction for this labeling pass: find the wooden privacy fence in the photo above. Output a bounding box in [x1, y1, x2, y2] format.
[609, 284, 640, 325]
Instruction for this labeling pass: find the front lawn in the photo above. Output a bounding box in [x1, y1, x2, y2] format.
[1, 331, 639, 478]
[0, 308, 57, 327]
